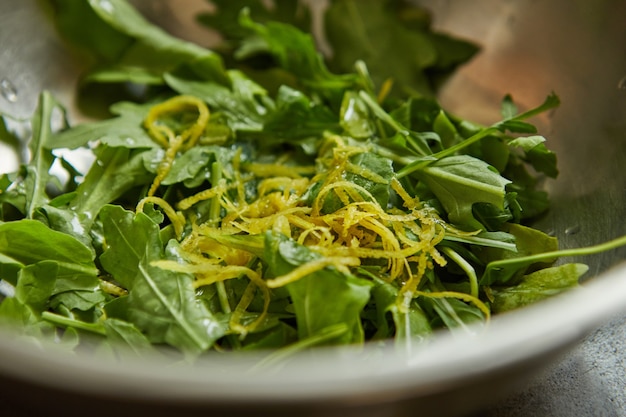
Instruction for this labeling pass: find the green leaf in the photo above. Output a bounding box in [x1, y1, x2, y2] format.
[0, 253, 24, 287]
[508, 135, 558, 178]
[164, 72, 268, 133]
[340, 91, 375, 138]
[99, 206, 224, 353]
[241, 321, 297, 351]
[490, 263, 586, 313]
[69, 145, 153, 224]
[260, 85, 339, 143]
[426, 296, 485, 330]
[433, 110, 460, 148]
[0, 297, 55, 337]
[479, 223, 559, 285]
[23, 92, 67, 218]
[33, 205, 94, 251]
[370, 280, 431, 342]
[158, 146, 217, 186]
[52, 0, 228, 86]
[51, 101, 156, 149]
[0, 219, 98, 280]
[508, 92, 560, 122]
[236, 8, 357, 107]
[346, 152, 394, 207]
[498, 120, 537, 134]
[500, 94, 517, 119]
[15, 261, 59, 314]
[264, 232, 372, 344]
[102, 318, 154, 355]
[324, 0, 477, 96]
[50, 290, 105, 312]
[99, 205, 163, 289]
[415, 155, 511, 229]
[197, 0, 309, 41]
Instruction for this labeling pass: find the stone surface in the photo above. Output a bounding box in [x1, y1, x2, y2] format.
[482, 314, 626, 417]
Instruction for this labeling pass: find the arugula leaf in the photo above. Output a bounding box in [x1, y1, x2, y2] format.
[50, 290, 105, 313]
[324, 0, 478, 96]
[478, 223, 558, 285]
[508, 135, 558, 178]
[0, 297, 55, 337]
[197, 0, 310, 41]
[69, 145, 153, 224]
[340, 91, 375, 138]
[156, 146, 222, 187]
[490, 263, 587, 313]
[369, 279, 432, 342]
[164, 72, 268, 133]
[51, 0, 228, 86]
[99, 205, 224, 353]
[21, 92, 68, 218]
[259, 85, 339, 144]
[236, 8, 358, 107]
[51, 101, 156, 149]
[0, 219, 98, 281]
[425, 296, 485, 330]
[264, 232, 372, 345]
[102, 318, 154, 355]
[14, 261, 59, 314]
[33, 204, 94, 250]
[415, 155, 511, 229]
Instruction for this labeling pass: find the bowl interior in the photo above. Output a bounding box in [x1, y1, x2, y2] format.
[1, 1, 626, 416]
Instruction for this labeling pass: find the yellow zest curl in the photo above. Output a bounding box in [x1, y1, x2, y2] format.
[143, 95, 210, 197]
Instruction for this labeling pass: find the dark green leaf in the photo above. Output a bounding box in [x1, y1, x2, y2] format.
[99, 206, 224, 353]
[415, 155, 511, 229]
[24, 92, 67, 218]
[51, 101, 156, 149]
[325, 0, 477, 96]
[508, 136, 558, 178]
[69, 145, 153, 223]
[237, 9, 357, 107]
[479, 223, 559, 285]
[0, 219, 98, 280]
[102, 318, 154, 354]
[52, 0, 228, 86]
[14, 261, 59, 314]
[264, 232, 372, 344]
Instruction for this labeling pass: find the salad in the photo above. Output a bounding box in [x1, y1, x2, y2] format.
[1, 0, 625, 359]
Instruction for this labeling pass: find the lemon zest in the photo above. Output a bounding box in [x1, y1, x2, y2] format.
[265, 256, 360, 288]
[136, 196, 185, 239]
[143, 95, 210, 197]
[411, 290, 491, 320]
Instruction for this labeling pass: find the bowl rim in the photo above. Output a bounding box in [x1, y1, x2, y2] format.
[0, 261, 625, 404]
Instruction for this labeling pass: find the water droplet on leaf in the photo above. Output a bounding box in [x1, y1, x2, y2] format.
[0, 79, 18, 102]
[98, 0, 114, 13]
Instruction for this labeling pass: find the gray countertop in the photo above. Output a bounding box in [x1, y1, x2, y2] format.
[483, 314, 626, 417]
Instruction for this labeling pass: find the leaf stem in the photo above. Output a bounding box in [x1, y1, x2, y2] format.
[483, 234, 626, 282]
[42, 311, 106, 336]
[251, 324, 349, 370]
[396, 126, 499, 179]
[440, 246, 479, 298]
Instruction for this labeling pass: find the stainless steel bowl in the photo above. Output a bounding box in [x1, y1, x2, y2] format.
[1, 1, 625, 416]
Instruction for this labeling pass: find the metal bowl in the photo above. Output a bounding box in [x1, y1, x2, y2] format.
[1, 1, 625, 416]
